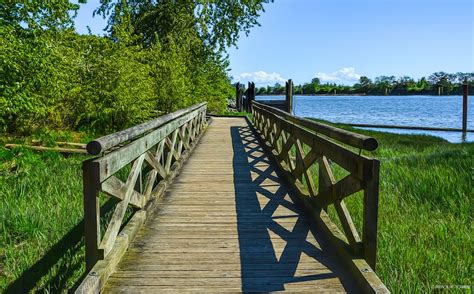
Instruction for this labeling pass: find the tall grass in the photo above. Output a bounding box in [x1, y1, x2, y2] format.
[0, 130, 97, 291]
[0, 146, 87, 292]
[321, 125, 473, 292]
[0, 126, 472, 292]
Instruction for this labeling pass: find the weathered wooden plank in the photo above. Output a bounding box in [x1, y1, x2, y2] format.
[317, 155, 361, 247]
[97, 118, 361, 293]
[295, 139, 317, 197]
[256, 106, 375, 181]
[84, 117, 388, 293]
[82, 160, 101, 271]
[315, 174, 362, 208]
[363, 160, 380, 271]
[247, 116, 388, 293]
[101, 176, 144, 208]
[99, 154, 145, 257]
[77, 113, 209, 294]
[76, 210, 146, 293]
[253, 102, 378, 151]
[104, 276, 346, 287]
[111, 269, 332, 278]
[145, 151, 167, 179]
[93, 109, 202, 183]
[165, 129, 179, 172]
[5, 143, 87, 154]
[86, 102, 206, 155]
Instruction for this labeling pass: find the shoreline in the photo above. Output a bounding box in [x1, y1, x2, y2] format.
[257, 93, 467, 97]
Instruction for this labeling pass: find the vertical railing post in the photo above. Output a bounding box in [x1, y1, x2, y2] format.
[243, 82, 249, 112]
[235, 82, 241, 112]
[247, 82, 255, 112]
[285, 79, 293, 114]
[462, 84, 468, 133]
[83, 160, 101, 271]
[251, 82, 256, 112]
[363, 159, 380, 270]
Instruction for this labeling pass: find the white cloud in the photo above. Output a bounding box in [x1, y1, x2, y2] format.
[234, 71, 286, 85]
[314, 67, 362, 84]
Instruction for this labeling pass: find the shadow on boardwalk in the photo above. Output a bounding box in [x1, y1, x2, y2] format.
[231, 125, 356, 292]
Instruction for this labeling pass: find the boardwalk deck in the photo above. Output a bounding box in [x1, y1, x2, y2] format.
[103, 117, 360, 293]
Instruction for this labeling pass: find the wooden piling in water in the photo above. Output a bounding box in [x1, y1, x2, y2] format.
[285, 79, 294, 114]
[462, 84, 468, 133]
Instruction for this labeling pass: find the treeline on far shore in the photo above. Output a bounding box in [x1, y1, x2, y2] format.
[256, 72, 474, 96]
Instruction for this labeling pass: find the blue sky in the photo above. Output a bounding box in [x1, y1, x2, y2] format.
[75, 0, 473, 86]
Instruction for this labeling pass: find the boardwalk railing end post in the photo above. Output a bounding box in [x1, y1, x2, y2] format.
[236, 82, 241, 112]
[362, 159, 380, 271]
[82, 160, 101, 271]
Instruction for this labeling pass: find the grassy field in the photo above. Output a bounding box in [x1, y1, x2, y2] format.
[323, 125, 473, 292]
[0, 132, 91, 292]
[0, 126, 472, 292]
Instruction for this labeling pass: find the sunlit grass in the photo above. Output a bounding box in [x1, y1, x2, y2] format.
[306, 121, 473, 292]
[0, 145, 87, 292]
[0, 124, 472, 292]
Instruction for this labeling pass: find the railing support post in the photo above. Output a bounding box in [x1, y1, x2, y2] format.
[285, 79, 293, 114]
[363, 159, 380, 270]
[248, 82, 255, 112]
[462, 84, 468, 133]
[236, 82, 241, 112]
[83, 160, 101, 271]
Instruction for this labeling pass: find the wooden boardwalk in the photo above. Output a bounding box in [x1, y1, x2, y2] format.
[103, 117, 360, 292]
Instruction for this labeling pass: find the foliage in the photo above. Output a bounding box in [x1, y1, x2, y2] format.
[0, 1, 83, 30]
[96, 0, 272, 52]
[257, 72, 474, 96]
[0, 26, 157, 134]
[0, 0, 268, 134]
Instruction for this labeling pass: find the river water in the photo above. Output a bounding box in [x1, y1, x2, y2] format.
[256, 95, 473, 143]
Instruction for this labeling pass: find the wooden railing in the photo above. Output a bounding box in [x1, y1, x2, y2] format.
[78, 103, 207, 292]
[236, 79, 294, 114]
[251, 101, 380, 270]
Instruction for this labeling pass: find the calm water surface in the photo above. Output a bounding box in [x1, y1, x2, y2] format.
[256, 95, 473, 143]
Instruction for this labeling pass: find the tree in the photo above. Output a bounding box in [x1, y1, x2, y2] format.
[292, 72, 473, 96]
[257, 87, 267, 95]
[360, 76, 372, 86]
[1, 0, 258, 133]
[355, 76, 372, 93]
[96, 0, 272, 52]
[311, 77, 321, 85]
[293, 84, 303, 95]
[392, 76, 415, 95]
[375, 76, 396, 95]
[0, 1, 84, 31]
[428, 72, 454, 95]
[302, 83, 315, 94]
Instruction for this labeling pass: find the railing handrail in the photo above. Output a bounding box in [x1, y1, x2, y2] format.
[251, 103, 380, 272]
[252, 101, 378, 151]
[81, 102, 208, 290]
[86, 102, 207, 155]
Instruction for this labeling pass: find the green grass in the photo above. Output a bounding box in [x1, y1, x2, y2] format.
[308, 122, 473, 292]
[0, 147, 87, 292]
[0, 130, 94, 292]
[218, 110, 249, 117]
[0, 125, 472, 292]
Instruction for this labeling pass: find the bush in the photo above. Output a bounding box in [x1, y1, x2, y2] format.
[0, 25, 232, 135]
